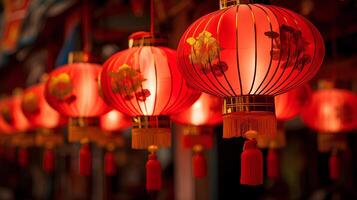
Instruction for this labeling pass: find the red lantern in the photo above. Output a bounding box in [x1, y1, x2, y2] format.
[301, 89, 357, 133]
[101, 32, 200, 191]
[172, 93, 222, 126]
[171, 93, 222, 178]
[302, 88, 357, 181]
[45, 52, 111, 142]
[177, 1, 325, 139]
[21, 83, 63, 129]
[101, 32, 200, 149]
[100, 110, 132, 132]
[0, 95, 31, 133]
[275, 84, 312, 121]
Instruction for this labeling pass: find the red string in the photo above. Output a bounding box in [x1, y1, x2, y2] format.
[150, 0, 154, 33]
[82, 0, 91, 53]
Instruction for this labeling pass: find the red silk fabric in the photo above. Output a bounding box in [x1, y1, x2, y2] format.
[21, 83, 63, 129]
[101, 45, 200, 116]
[45, 63, 111, 117]
[177, 4, 324, 97]
[301, 89, 357, 133]
[171, 93, 222, 126]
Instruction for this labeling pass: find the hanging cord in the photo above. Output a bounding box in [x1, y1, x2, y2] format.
[150, 0, 155, 33]
[81, 0, 91, 53]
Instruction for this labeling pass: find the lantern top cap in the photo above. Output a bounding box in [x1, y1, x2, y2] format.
[128, 31, 168, 48]
[219, 0, 252, 9]
[68, 51, 90, 64]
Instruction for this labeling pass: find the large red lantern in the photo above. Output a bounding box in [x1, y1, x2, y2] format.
[172, 93, 222, 179]
[101, 32, 200, 191]
[45, 52, 111, 142]
[177, 0, 325, 139]
[21, 83, 63, 129]
[301, 89, 357, 133]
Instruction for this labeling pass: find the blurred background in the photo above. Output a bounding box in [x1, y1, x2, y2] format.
[0, 0, 356, 200]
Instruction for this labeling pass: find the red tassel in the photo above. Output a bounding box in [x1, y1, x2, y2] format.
[79, 144, 92, 176]
[240, 139, 263, 186]
[18, 148, 29, 168]
[43, 149, 55, 173]
[146, 152, 161, 191]
[193, 151, 207, 178]
[104, 151, 116, 176]
[267, 148, 279, 179]
[329, 153, 340, 181]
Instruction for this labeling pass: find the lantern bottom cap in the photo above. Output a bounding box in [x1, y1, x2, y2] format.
[223, 112, 277, 139]
[132, 127, 171, 149]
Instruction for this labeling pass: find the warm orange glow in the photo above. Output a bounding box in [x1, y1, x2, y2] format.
[101, 42, 200, 117]
[172, 93, 222, 126]
[100, 110, 132, 132]
[301, 89, 357, 133]
[275, 84, 312, 121]
[0, 96, 31, 133]
[21, 83, 64, 129]
[45, 63, 111, 117]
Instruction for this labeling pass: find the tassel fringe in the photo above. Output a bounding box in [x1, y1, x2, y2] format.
[132, 128, 171, 149]
[223, 112, 276, 139]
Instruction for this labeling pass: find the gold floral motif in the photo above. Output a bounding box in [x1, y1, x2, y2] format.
[48, 73, 75, 102]
[187, 31, 227, 76]
[22, 92, 39, 114]
[109, 64, 150, 101]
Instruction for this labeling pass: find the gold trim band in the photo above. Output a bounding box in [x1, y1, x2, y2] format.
[69, 117, 99, 127]
[129, 33, 168, 47]
[223, 95, 275, 114]
[132, 116, 170, 129]
[68, 51, 89, 63]
[220, 0, 241, 9]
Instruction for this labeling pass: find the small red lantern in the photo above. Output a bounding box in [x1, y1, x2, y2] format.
[302, 87, 357, 181]
[177, 1, 325, 139]
[0, 95, 31, 133]
[100, 110, 132, 132]
[45, 52, 111, 142]
[101, 32, 200, 191]
[301, 89, 357, 133]
[172, 93, 222, 178]
[22, 83, 63, 129]
[99, 110, 131, 176]
[275, 84, 313, 122]
[260, 84, 312, 180]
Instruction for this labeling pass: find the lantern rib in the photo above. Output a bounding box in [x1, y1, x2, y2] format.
[179, 27, 205, 93]
[253, 4, 274, 95]
[235, 4, 244, 95]
[200, 11, 229, 97]
[247, 4, 258, 95]
[134, 47, 149, 115]
[278, 12, 319, 94]
[266, 6, 302, 95]
[123, 48, 144, 116]
[257, 6, 284, 95]
[159, 49, 174, 115]
[215, 8, 237, 97]
[184, 16, 216, 94]
[190, 13, 228, 97]
[263, 6, 292, 95]
[150, 46, 158, 115]
[207, 10, 234, 96]
[105, 54, 136, 115]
